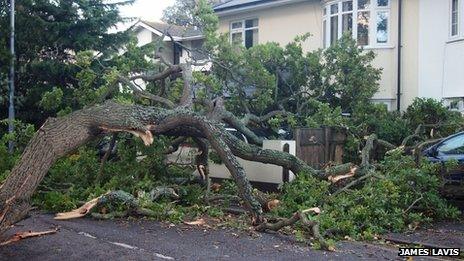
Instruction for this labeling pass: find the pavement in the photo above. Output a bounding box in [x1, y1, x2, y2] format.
[0, 213, 461, 261]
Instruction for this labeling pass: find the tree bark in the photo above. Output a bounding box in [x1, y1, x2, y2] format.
[0, 101, 279, 232]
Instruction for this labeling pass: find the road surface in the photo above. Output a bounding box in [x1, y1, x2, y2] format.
[0, 213, 460, 260]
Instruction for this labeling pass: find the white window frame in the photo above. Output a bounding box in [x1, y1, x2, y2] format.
[229, 18, 259, 48]
[323, 0, 391, 48]
[323, 7, 328, 48]
[450, 0, 461, 38]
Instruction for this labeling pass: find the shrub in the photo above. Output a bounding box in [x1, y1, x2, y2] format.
[403, 98, 464, 137]
[274, 152, 460, 240]
[0, 120, 35, 182]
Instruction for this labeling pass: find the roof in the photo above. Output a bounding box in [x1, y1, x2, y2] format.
[214, 0, 274, 11]
[136, 20, 203, 40]
[213, 0, 310, 14]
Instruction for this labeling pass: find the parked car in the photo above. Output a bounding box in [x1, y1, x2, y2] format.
[423, 132, 464, 197]
[166, 128, 296, 190]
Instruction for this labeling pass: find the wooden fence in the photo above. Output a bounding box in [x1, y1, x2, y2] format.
[294, 127, 347, 169]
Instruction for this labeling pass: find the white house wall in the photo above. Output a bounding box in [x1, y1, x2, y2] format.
[443, 41, 464, 99]
[418, 0, 464, 101]
[135, 28, 175, 65]
[136, 28, 153, 47]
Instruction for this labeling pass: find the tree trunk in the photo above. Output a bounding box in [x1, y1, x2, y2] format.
[0, 101, 273, 232]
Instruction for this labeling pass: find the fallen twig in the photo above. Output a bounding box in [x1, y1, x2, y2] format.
[403, 195, 423, 214]
[0, 227, 59, 246]
[331, 172, 376, 198]
[328, 166, 357, 184]
[255, 208, 333, 251]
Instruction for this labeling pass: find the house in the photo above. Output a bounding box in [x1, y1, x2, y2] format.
[213, 0, 464, 111]
[131, 20, 209, 71]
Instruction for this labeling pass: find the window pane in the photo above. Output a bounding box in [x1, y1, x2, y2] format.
[342, 13, 353, 34]
[452, 24, 458, 36]
[438, 135, 464, 155]
[245, 19, 258, 28]
[191, 40, 206, 60]
[323, 20, 327, 48]
[377, 11, 388, 43]
[231, 32, 243, 45]
[331, 4, 339, 14]
[231, 22, 242, 29]
[452, 0, 459, 36]
[331, 16, 339, 45]
[343, 1, 353, 11]
[358, 0, 370, 9]
[357, 11, 370, 46]
[377, 0, 388, 6]
[245, 29, 258, 48]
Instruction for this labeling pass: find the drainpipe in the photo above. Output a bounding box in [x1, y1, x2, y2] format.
[396, 0, 403, 111]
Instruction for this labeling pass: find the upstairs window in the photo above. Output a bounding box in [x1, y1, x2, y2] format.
[323, 0, 390, 47]
[230, 18, 259, 48]
[451, 0, 459, 37]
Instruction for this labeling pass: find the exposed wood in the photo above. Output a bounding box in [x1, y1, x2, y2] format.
[55, 190, 156, 220]
[0, 227, 59, 246]
[55, 197, 101, 220]
[330, 173, 376, 198]
[325, 163, 357, 183]
[253, 190, 280, 212]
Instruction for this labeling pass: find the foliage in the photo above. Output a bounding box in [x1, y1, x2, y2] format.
[320, 36, 381, 112]
[0, 120, 35, 181]
[162, 0, 220, 27]
[29, 134, 217, 223]
[352, 103, 410, 144]
[201, 29, 382, 127]
[403, 98, 464, 137]
[304, 100, 346, 128]
[0, 0, 134, 125]
[0, 0, 462, 247]
[275, 152, 460, 240]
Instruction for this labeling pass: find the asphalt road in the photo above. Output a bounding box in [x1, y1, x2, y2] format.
[0, 213, 456, 261]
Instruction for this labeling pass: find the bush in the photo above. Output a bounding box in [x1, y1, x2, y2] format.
[403, 98, 464, 137]
[274, 152, 460, 240]
[0, 120, 35, 182]
[352, 103, 410, 145]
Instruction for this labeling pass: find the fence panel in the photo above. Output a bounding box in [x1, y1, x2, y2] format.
[294, 127, 346, 169]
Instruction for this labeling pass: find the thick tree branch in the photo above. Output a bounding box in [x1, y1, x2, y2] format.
[129, 65, 181, 82]
[242, 110, 293, 125]
[179, 64, 194, 107]
[118, 76, 175, 108]
[0, 101, 271, 232]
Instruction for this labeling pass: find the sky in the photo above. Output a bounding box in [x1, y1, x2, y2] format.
[109, 0, 175, 32]
[119, 0, 175, 22]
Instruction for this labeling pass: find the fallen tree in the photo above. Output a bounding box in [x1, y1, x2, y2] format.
[1, 1, 462, 247]
[2, 31, 357, 232]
